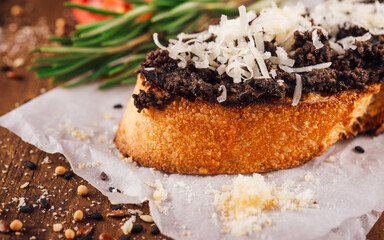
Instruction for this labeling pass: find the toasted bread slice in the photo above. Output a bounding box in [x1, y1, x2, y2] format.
[346, 84, 384, 137]
[115, 76, 383, 174]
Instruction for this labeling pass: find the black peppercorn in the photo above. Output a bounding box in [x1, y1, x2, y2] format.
[150, 225, 160, 235]
[26, 161, 37, 170]
[63, 171, 73, 180]
[131, 224, 143, 233]
[110, 204, 122, 210]
[354, 146, 365, 153]
[90, 212, 103, 220]
[113, 104, 123, 109]
[20, 204, 33, 213]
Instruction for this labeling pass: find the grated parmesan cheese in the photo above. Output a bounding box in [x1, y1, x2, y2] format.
[337, 32, 372, 51]
[292, 74, 302, 106]
[213, 174, 317, 237]
[279, 62, 332, 73]
[152, 0, 382, 104]
[312, 29, 324, 49]
[217, 85, 227, 103]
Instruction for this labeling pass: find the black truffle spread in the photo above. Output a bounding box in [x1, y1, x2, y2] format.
[134, 0, 384, 111]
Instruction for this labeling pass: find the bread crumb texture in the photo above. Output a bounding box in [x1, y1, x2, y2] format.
[213, 174, 317, 237]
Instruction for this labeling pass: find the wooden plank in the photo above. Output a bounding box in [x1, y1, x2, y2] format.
[0, 0, 169, 239]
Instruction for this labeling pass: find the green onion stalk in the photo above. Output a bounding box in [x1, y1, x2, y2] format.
[30, 0, 284, 89]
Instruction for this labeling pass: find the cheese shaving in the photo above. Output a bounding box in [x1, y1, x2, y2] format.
[217, 85, 227, 103]
[312, 30, 324, 49]
[292, 74, 303, 106]
[337, 32, 372, 50]
[329, 41, 345, 55]
[279, 62, 332, 73]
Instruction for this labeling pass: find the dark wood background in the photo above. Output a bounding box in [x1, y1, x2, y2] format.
[0, 0, 383, 239]
[0, 0, 170, 239]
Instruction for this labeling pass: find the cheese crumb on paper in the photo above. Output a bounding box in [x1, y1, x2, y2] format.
[146, 180, 169, 214]
[213, 174, 318, 237]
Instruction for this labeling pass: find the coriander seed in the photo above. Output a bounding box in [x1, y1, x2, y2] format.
[74, 210, 84, 221]
[65, 229, 76, 239]
[55, 166, 66, 175]
[77, 185, 89, 196]
[9, 219, 22, 231]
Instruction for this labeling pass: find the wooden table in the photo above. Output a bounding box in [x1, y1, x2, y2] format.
[0, 0, 169, 239]
[0, 0, 383, 239]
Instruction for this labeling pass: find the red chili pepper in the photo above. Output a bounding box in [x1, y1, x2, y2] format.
[70, 0, 131, 24]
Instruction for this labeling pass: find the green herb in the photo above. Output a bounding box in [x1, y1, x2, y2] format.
[31, 0, 284, 89]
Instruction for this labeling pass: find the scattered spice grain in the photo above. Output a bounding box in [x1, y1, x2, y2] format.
[119, 235, 130, 240]
[26, 160, 37, 170]
[77, 226, 93, 237]
[113, 104, 123, 109]
[100, 172, 108, 181]
[90, 212, 103, 220]
[10, 5, 23, 16]
[121, 216, 135, 234]
[354, 146, 365, 153]
[40, 198, 48, 209]
[20, 204, 33, 213]
[1, 65, 11, 72]
[13, 58, 25, 68]
[78, 236, 92, 240]
[74, 210, 84, 221]
[99, 233, 114, 240]
[9, 220, 22, 231]
[139, 215, 153, 223]
[5, 71, 22, 79]
[77, 185, 89, 196]
[109, 187, 121, 193]
[63, 171, 74, 180]
[55, 166, 66, 175]
[150, 225, 160, 235]
[107, 210, 128, 218]
[53, 223, 63, 232]
[131, 224, 143, 233]
[65, 229, 76, 239]
[0, 220, 10, 233]
[110, 204, 122, 210]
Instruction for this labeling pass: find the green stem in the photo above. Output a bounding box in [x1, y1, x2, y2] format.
[76, 19, 114, 30]
[33, 54, 88, 63]
[48, 36, 72, 44]
[64, 2, 123, 16]
[39, 34, 151, 54]
[38, 55, 101, 78]
[81, 5, 155, 38]
[152, 2, 202, 22]
[101, 20, 148, 46]
[98, 70, 135, 89]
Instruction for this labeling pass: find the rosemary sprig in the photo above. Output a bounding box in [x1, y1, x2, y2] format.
[31, 0, 284, 89]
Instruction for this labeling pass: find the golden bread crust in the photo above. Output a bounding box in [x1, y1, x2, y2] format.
[115, 76, 382, 174]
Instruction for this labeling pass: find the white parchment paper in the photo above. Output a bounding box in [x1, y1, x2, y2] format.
[2, 1, 384, 239]
[1, 83, 384, 240]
